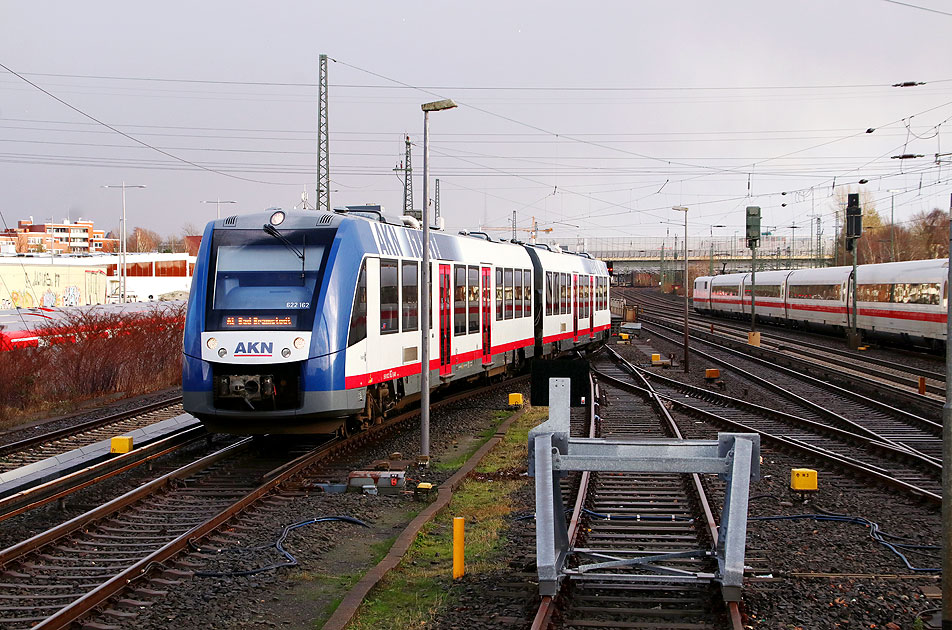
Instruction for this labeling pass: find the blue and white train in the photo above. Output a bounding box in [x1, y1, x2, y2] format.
[182, 208, 611, 434]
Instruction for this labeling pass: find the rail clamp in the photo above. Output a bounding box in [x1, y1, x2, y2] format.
[528, 378, 759, 601]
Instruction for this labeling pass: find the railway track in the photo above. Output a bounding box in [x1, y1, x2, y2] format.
[623, 288, 945, 402]
[639, 318, 942, 463]
[0, 395, 185, 472]
[0, 377, 524, 629]
[532, 352, 742, 629]
[598, 346, 941, 503]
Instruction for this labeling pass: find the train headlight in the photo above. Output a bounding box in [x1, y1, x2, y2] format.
[270, 210, 286, 226]
[206, 337, 218, 350]
[281, 348, 291, 358]
[218, 348, 227, 357]
[293, 336, 306, 349]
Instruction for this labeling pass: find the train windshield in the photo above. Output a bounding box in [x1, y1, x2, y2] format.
[206, 228, 335, 331]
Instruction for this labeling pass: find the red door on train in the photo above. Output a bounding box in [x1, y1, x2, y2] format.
[589, 275, 594, 335]
[572, 273, 578, 341]
[481, 266, 491, 365]
[439, 264, 452, 377]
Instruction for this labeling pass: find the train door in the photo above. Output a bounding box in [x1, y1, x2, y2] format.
[481, 266, 492, 365]
[589, 275, 594, 335]
[572, 273, 578, 341]
[439, 264, 452, 377]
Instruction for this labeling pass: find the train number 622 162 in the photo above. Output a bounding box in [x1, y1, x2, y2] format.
[286, 301, 310, 309]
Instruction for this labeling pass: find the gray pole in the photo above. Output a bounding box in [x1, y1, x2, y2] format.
[673, 207, 689, 372]
[891, 193, 896, 263]
[852, 247, 858, 333]
[417, 99, 456, 463]
[683, 214, 689, 373]
[421, 109, 431, 460]
[121, 183, 126, 303]
[942, 192, 951, 630]
[750, 245, 757, 333]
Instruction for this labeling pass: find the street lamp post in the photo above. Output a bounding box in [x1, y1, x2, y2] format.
[673, 206, 689, 373]
[420, 98, 457, 463]
[202, 199, 236, 220]
[102, 183, 146, 303]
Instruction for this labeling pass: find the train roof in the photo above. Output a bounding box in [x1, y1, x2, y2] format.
[209, 209, 609, 273]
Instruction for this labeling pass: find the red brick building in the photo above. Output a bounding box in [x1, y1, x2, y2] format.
[0, 218, 118, 254]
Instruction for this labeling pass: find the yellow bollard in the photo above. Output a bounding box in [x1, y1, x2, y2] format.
[452, 517, 465, 579]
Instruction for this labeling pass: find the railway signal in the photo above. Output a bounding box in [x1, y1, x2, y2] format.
[845, 193, 862, 348]
[746, 206, 761, 342]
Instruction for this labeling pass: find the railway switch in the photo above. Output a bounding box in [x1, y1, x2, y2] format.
[110, 436, 134, 454]
[790, 468, 818, 492]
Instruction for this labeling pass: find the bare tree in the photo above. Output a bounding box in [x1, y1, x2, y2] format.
[128, 227, 162, 252]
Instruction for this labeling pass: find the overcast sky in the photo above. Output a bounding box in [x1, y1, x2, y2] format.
[2, 1, 951, 245]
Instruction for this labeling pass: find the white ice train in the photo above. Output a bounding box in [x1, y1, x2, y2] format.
[693, 258, 949, 347]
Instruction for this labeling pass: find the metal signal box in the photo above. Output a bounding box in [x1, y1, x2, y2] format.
[790, 468, 818, 492]
[745, 206, 761, 244]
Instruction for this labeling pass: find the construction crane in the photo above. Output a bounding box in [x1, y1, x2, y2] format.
[480, 214, 553, 244]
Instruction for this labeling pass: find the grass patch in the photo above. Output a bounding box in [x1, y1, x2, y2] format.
[432, 409, 512, 471]
[347, 406, 549, 630]
[476, 407, 548, 474]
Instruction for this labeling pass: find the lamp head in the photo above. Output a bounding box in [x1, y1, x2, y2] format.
[422, 99, 458, 112]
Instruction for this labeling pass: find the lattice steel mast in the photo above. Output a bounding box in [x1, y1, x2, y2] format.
[317, 54, 330, 213]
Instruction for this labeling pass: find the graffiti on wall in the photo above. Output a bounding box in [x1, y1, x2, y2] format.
[1, 265, 108, 309]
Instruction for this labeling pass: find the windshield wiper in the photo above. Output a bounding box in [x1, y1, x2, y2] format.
[262, 224, 305, 279]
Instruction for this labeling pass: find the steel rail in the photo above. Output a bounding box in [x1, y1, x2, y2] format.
[624, 288, 945, 383]
[0, 394, 184, 457]
[9, 375, 528, 629]
[0, 425, 207, 523]
[530, 349, 742, 630]
[640, 305, 947, 405]
[644, 320, 940, 439]
[600, 354, 941, 476]
[601, 350, 941, 505]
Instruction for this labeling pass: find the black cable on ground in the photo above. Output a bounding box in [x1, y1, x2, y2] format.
[193, 515, 370, 578]
[750, 507, 939, 572]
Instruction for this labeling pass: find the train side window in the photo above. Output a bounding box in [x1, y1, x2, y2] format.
[513, 270, 523, 318]
[347, 259, 367, 347]
[454, 265, 467, 336]
[559, 273, 569, 315]
[402, 261, 418, 332]
[468, 265, 480, 333]
[496, 268, 503, 321]
[504, 268, 514, 319]
[523, 270, 532, 318]
[380, 259, 399, 334]
[546, 272, 553, 316]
